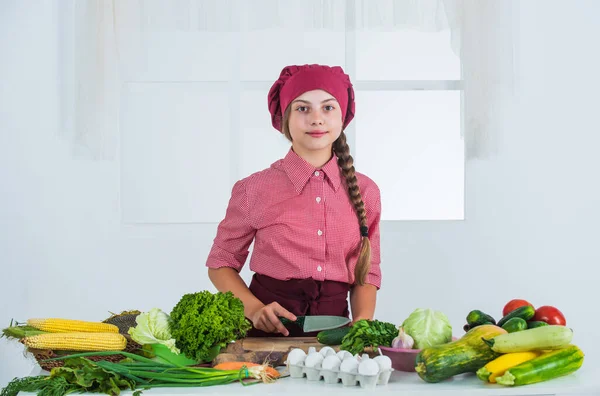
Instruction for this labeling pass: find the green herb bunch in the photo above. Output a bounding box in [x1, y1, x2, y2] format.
[169, 291, 251, 363]
[0, 358, 134, 396]
[340, 319, 399, 355]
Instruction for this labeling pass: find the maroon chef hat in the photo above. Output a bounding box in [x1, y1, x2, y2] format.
[268, 64, 355, 133]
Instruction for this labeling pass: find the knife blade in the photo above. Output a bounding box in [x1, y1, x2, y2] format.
[279, 315, 351, 332]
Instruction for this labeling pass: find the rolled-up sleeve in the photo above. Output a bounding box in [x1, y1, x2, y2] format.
[364, 184, 382, 289]
[206, 179, 256, 272]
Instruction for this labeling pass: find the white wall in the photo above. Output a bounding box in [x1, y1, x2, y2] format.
[1, 0, 599, 386]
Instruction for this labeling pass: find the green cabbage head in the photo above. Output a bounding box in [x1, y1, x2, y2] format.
[128, 308, 180, 354]
[401, 308, 452, 349]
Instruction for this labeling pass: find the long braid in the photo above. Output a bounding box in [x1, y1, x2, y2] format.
[332, 131, 371, 286]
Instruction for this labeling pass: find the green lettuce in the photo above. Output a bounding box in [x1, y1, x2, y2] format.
[401, 308, 452, 349]
[169, 291, 251, 363]
[128, 308, 180, 354]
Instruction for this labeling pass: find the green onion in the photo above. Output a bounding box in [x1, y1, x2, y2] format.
[42, 350, 162, 365]
[34, 353, 276, 392]
[89, 357, 262, 387]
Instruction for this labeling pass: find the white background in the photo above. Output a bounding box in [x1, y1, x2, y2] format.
[1, 0, 599, 386]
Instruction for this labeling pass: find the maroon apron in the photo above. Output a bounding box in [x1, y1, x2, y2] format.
[247, 273, 350, 337]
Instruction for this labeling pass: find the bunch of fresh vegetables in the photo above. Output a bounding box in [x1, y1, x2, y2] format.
[477, 326, 583, 386]
[416, 299, 582, 387]
[339, 319, 398, 355]
[0, 290, 278, 396]
[169, 291, 251, 363]
[464, 298, 567, 334]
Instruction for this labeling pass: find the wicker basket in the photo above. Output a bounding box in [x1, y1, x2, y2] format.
[27, 336, 143, 372]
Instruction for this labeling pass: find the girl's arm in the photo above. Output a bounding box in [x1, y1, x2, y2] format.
[205, 180, 294, 335]
[208, 267, 296, 335]
[349, 283, 377, 322]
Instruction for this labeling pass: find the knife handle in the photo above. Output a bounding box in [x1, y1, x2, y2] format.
[278, 316, 304, 328]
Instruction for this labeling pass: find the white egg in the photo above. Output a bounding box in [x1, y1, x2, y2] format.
[358, 359, 380, 376]
[319, 346, 336, 357]
[321, 355, 342, 371]
[304, 352, 324, 368]
[372, 355, 392, 371]
[339, 357, 359, 374]
[336, 350, 353, 361]
[286, 348, 307, 365]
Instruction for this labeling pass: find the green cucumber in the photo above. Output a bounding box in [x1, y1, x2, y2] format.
[501, 317, 527, 333]
[527, 321, 549, 329]
[317, 326, 351, 345]
[497, 305, 535, 327]
[466, 310, 496, 326]
[495, 345, 584, 386]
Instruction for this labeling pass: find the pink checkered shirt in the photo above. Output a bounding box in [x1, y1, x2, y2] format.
[206, 148, 382, 288]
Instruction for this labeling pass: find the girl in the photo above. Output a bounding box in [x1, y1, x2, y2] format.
[206, 64, 381, 337]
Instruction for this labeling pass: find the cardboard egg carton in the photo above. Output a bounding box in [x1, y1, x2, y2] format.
[286, 347, 393, 389]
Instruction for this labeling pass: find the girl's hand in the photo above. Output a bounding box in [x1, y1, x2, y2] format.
[250, 302, 297, 336]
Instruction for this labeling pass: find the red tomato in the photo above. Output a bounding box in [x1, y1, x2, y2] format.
[533, 306, 567, 326]
[502, 299, 534, 316]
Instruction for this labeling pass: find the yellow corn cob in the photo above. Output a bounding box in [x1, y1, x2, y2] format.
[476, 351, 541, 383]
[27, 318, 119, 333]
[23, 332, 127, 351]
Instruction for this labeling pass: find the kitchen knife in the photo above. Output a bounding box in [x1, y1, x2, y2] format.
[279, 315, 351, 332]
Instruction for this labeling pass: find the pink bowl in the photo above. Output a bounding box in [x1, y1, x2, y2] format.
[379, 337, 458, 372]
[378, 346, 421, 372]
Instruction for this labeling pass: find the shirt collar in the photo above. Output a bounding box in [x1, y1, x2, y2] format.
[283, 148, 342, 194]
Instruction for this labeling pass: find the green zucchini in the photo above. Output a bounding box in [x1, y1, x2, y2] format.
[317, 326, 351, 345]
[501, 317, 528, 333]
[415, 325, 507, 383]
[497, 305, 535, 327]
[495, 345, 584, 386]
[527, 320, 549, 329]
[466, 310, 496, 326]
[483, 325, 573, 353]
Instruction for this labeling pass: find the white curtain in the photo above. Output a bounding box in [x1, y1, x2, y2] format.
[66, 0, 516, 160]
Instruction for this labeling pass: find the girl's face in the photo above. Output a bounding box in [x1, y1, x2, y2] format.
[286, 89, 343, 159]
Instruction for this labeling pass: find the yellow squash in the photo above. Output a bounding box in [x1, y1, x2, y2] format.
[477, 351, 541, 383]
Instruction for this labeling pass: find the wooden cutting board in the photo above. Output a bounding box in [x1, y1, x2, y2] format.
[215, 337, 337, 367]
[224, 337, 338, 354]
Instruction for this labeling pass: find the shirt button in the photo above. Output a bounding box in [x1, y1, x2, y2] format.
[317, 266, 322, 272]
[317, 230, 323, 236]
[316, 197, 321, 203]
[314, 171, 320, 176]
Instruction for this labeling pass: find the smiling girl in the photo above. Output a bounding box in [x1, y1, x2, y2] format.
[206, 64, 382, 336]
